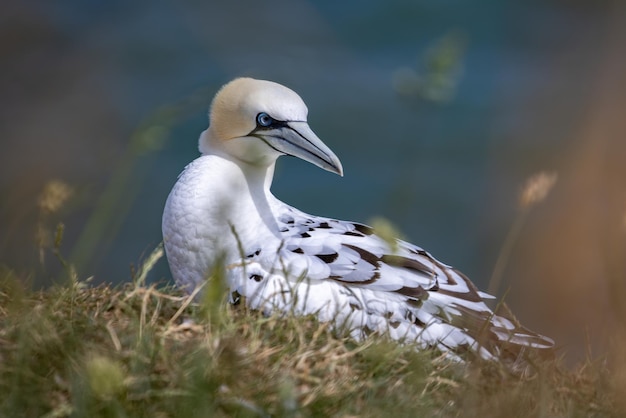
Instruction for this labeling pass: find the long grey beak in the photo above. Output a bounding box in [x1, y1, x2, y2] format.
[263, 121, 343, 176]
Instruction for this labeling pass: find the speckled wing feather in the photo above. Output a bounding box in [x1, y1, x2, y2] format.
[230, 205, 553, 361]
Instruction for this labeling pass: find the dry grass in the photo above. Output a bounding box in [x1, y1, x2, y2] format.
[0, 266, 622, 418]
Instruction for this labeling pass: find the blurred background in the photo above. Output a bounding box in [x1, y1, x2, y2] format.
[1, 0, 625, 365]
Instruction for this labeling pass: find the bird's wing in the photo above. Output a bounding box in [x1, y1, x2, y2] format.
[267, 206, 553, 359]
[276, 206, 483, 305]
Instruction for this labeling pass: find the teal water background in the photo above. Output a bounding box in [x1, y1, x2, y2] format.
[0, 0, 599, 283]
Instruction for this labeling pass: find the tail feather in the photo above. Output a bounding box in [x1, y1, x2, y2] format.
[443, 269, 554, 361]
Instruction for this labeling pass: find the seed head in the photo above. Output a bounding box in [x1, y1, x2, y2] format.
[38, 180, 72, 214]
[519, 172, 558, 209]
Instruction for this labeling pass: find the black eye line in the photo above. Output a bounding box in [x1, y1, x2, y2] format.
[252, 117, 306, 132]
[260, 118, 288, 130]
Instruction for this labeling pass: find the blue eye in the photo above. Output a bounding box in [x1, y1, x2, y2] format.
[256, 112, 273, 127]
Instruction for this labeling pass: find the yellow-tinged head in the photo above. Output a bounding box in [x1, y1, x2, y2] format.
[200, 78, 343, 176]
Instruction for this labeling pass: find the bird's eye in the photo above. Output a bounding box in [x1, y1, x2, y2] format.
[256, 112, 273, 127]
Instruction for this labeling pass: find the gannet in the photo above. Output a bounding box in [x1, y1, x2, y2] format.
[162, 77, 553, 361]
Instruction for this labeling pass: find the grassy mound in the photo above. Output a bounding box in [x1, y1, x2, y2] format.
[0, 269, 621, 417]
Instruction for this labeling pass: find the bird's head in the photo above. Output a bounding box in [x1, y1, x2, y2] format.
[201, 77, 343, 176]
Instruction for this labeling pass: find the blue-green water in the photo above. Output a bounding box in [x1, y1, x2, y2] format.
[0, 1, 605, 294]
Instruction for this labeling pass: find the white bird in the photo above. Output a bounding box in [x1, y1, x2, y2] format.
[162, 77, 553, 361]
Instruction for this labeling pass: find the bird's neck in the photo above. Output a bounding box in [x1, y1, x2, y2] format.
[199, 129, 276, 192]
[194, 132, 283, 251]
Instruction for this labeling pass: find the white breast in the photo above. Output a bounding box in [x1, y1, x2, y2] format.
[162, 154, 280, 292]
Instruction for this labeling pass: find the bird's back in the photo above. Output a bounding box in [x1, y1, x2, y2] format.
[225, 202, 554, 362]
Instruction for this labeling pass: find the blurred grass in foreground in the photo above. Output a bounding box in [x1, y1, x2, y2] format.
[0, 265, 623, 417]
